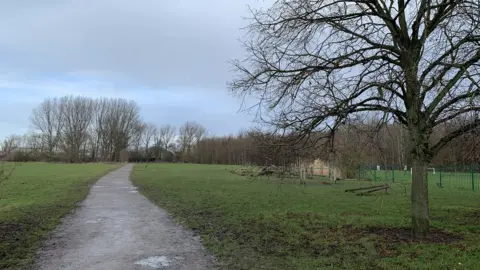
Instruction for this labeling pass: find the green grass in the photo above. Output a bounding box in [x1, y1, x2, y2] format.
[132, 163, 480, 270]
[0, 162, 122, 269]
[362, 169, 480, 190]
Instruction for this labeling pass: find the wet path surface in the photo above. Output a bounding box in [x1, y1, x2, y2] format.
[34, 164, 216, 270]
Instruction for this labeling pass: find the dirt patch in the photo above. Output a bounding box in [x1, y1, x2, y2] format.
[276, 211, 464, 250]
[344, 226, 464, 259]
[279, 211, 463, 244]
[229, 213, 462, 261]
[433, 209, 480, 226]
[0, 218, 41, 244]
[0, 221, 35, 264]
[0, 222, 25, 242]
[346, 225, 463, 244]
[463, 210, 480, 223]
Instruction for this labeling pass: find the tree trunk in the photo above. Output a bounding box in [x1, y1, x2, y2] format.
[411, 157, 429, 238]
[328, 150, 337, 183]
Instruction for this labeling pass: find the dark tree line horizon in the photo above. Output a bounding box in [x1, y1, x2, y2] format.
[1, 96, 479, 170]
[0, 96, 201, 163]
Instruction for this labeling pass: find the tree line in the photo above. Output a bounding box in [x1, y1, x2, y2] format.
[185, 119, 480, 171]
[0, 96, 207, 163]
[1, 96, 479, 168]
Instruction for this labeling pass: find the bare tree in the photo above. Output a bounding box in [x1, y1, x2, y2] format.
[131, 122, 145, 158]
[194, 126, 206, 143]
[0, 135, 22, 184]
[0, 135, 19, 158]
[193, 126, 207, 163]
[92, 98, 108, 161]
[19, 95, 153, 162]
[60, 96, 95, 162]
[142, 123, 156, 160]
[105, 99, 142, 161]
[92, 98, 142, 161]
[0, 135, 21, 183]
[178, 121, 204, 162]
[230, 0, 480, 238]
[156, 124, 176, 160]
[21, 132, 43, 160]
[168, 142, 180, 162]
[30, 97, 64, 160]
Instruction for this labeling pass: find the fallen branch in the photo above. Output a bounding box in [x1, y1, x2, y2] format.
[356, 185, 389, 196]
[345, 184, 388, 193]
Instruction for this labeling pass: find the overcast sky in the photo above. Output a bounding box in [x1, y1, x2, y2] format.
[0, 0, 269, 140]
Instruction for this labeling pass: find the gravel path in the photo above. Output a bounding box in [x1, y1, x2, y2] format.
[34, 164, 216, 270]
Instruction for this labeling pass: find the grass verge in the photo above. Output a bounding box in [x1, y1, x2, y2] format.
[0, 162, 122, 269]
[132, 163, 480, 270]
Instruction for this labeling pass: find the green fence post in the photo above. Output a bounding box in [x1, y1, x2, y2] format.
[392, 167, 395, 182]
[439, 168, 443, 188]
[374, 169, 377, 182]
[472, 166, 475, 191]
[358, 165, 361, 180]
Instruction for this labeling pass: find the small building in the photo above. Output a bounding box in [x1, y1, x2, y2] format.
[299, 158, 345, 179]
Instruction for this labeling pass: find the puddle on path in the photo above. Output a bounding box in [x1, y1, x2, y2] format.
[85, 218, 103, 224]
[134, 256, 171, 268]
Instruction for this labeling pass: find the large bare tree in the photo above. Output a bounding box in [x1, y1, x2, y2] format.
[30, 97, 64, 160]
[230, 0, 480, 238]
[95, 98, 142, 161]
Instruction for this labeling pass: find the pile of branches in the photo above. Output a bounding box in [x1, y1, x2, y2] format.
[230, 165, 299, 179]
[229, 167, 262, 177]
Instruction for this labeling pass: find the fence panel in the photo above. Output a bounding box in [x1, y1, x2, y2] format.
[357, 164, 480, 191]
[437, 165, 480, 191]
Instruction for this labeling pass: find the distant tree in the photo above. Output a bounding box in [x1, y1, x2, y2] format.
[29, 97, 64, 160]
[155, 124, 176, 160]
[142, 123, 156, 160]
[60, 96, 95, 162]
[178, 121, 205, 162]
[91, 98, 142, 161]
[168, 142, 180, 162]
[0, 135, 19, 158]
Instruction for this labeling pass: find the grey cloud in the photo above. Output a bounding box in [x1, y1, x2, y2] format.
[0, 0, 266, 90]
[0, 0, 273, 138]
[139, 103, 255, 136]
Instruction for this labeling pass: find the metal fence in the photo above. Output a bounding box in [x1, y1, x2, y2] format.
[357, 165, 480, 191]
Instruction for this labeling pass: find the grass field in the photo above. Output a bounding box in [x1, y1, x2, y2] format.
[0, 162, 122, 269]
[132, 163, 480, 270]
